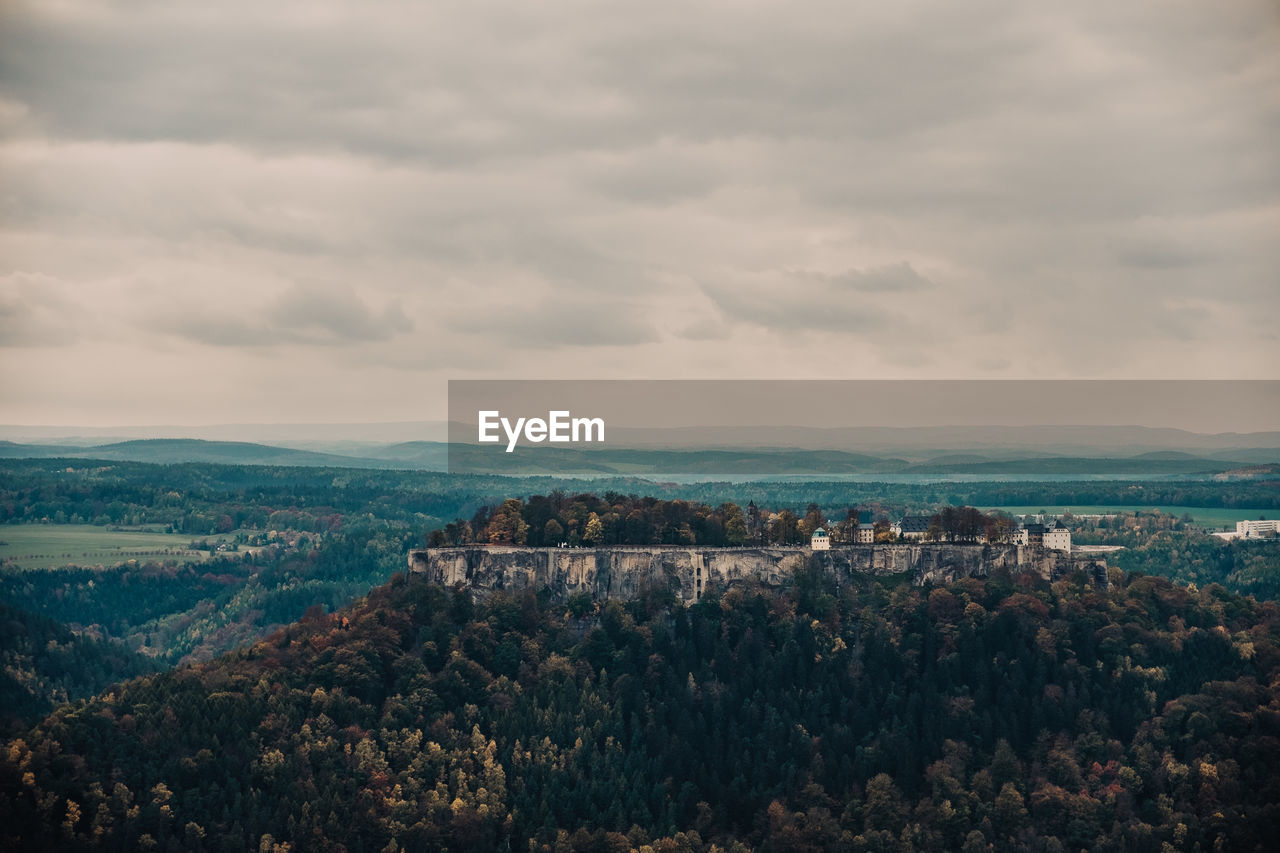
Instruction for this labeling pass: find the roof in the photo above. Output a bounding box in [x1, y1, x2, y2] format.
[812, 528, 828, 537]
[898, 516, 933, 533]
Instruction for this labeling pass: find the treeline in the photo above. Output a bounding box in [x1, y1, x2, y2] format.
[4, 568, 1279, 851]
[0, 524, 414, 665]
[0, 602, 159, 737]
[676, 480, 1280, 514]
[428, 492, 1020, 548]
[4, 460, 1277, 539]
[1068, 510, 1198, 547]
[428, 493, 830, 547]
[920, 505, 1017, 543]
[430, 492, 755, 547]
[1111, 534, 1280, 601]
[0, 460, 502, 534]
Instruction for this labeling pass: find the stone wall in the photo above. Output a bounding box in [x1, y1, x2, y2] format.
[407, 544, 1107, 602]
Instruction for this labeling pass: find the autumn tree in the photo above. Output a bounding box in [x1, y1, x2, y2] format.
[582, 512, 604, 546]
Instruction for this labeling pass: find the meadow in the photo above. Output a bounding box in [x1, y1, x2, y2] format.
[0, 524, 223, 569]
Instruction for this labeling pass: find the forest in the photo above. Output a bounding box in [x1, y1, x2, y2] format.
[0, 523, 413, 668]
[426, 493, 1013, 547]
[3, 460, 1278, 539]
[3, 472, 1278, 722]
[0, 603, 159, 737]
[3, 460, 1280, 850]
[3, 565, 1279, 851]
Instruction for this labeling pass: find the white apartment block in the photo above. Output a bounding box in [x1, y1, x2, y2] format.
[1236, 519, 1279, 538]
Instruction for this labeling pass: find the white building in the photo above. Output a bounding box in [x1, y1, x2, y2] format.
[811, 527, 830, 551]
[1017, 521, 1071, 552]
[1236, 519, 1279, 538]
[1043, 521, 1071, 553]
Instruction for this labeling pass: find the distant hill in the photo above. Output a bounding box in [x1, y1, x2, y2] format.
[0, 438, 1266, 479]
[0, 421, 447, 445]
[7, 421, 1279, 459]
[446, 444, 1249, 478]
[357, 440, 450, 468]
[0, 438, 387, 468]
[0, 439, 452, 470]
[599, 424, 1280, 458]
[0, 440, 84, 457]
[900, 455, 1233, 476]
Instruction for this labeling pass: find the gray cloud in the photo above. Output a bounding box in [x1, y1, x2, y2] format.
[270, 283, 412, 342]
[0, 296, 40, 347]
[701, 271, 909, 335]
[0, 0, 1277, 424]
[824, 264, 934, 294]
[0, 273, 89, 347]
[451, 299, 661, 349]
[157, 282, 413, 348]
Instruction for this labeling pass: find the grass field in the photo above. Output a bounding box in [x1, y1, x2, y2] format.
[981, 506, 1272, 529]
[0, 524, 236, 570]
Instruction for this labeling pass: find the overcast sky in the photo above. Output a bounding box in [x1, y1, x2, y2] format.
[1, 0, 1278, 427]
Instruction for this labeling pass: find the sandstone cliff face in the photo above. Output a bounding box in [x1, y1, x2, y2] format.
[408, 544, 1106, 601]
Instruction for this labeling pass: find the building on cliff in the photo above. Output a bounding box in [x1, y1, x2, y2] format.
[811, 527, 830, 551]
[408, 543, 1108, 604]
[893, 516, 933, 540]
[1016, 521, 1071, 552]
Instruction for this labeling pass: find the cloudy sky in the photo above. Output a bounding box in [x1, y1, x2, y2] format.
[1, 0, 1278, 427]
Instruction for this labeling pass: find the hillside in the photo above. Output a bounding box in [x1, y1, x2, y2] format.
[0, 439, 404, 469]
[0, 602, 159, 737]
[1214, 464, 1280, 482]
[899, 455, 1232, 477]
[2, 437, 1271, 479]
[3, 568, 1279, 851]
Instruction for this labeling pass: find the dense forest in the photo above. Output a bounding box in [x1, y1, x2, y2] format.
[4, 566, 1279, 851]
[3, 460, 1280, 850]
[430, 492, 754, 547]
[427, 493, 1012, 547]
[0, 603, 159, 737]
[3, 460, 1278, 539]
[0, 460, 489, 534]
[1110, 534, 1280, 602]
[0, 523, 413, 665]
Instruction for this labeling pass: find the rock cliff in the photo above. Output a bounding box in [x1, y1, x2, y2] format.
[408, 544, 1107, 602]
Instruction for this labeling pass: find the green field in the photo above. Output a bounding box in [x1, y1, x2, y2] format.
[0, 525, 234, 570]
[981, 505, 1272, 529]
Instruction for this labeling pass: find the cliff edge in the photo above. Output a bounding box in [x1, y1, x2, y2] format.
[408, 544, 1108, 602]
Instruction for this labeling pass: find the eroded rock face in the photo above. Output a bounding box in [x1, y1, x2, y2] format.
[408, 545, 1106, 601]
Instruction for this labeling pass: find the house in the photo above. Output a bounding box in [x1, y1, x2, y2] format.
[1043, 520, 1071, 552]
[811, 527, 830, 551]
[1019, 523, 1046, 547]
[893, 516, 933, 540]
[856, 522, 875, 544]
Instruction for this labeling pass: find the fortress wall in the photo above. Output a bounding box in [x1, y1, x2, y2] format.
[408, 544, 1106, 601]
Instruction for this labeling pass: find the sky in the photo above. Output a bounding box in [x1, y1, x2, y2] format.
[1, 0, 1278, 427]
